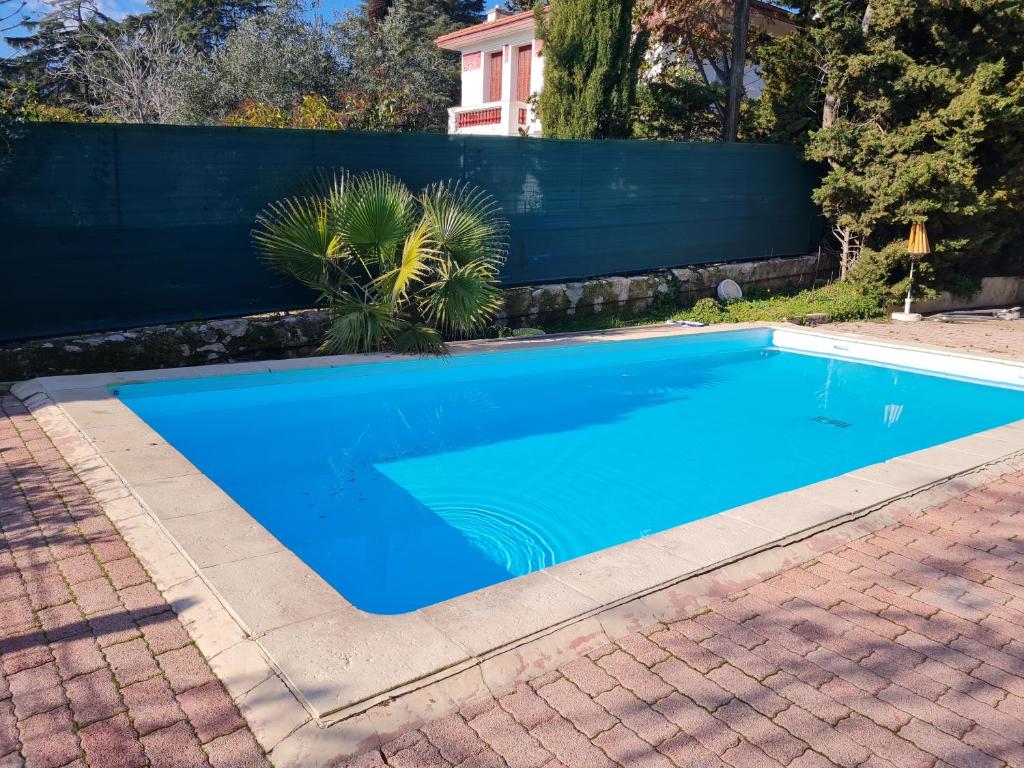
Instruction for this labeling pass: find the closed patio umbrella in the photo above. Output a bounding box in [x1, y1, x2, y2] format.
[892, 221, 930, 322]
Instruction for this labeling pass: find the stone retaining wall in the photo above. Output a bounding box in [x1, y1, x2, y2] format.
[1, 254, 829, 381]
[499, 252, 829, 324]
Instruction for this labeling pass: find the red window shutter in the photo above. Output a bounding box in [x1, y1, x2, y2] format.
[488, 51, 503, 102]
[516, 45, 532, 101]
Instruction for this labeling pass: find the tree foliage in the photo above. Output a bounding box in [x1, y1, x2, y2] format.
[645, 0, 757, 140]
[743, 27, 819, 145]
[146, 0, 270, 51]
[632, 57, 722, 141]
[814, 0, 1024, 295]
[3, 0, 475, 131]
[174, 3, 339, 122]
[536, 0, 648, 139]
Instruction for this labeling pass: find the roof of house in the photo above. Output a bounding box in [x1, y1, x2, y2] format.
[435, 8, 538, 50]
[435, 2, 794, 51]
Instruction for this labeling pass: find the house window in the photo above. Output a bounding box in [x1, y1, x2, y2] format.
[488, 50, 503, 102]
[516, 44, 532, 102]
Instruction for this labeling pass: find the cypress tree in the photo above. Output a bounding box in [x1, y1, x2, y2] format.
[536, 0, 648, 139]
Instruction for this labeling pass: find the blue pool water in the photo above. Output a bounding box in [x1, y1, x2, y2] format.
[117, 329, 1024, 614]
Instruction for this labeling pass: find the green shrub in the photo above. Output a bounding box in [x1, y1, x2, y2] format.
[673, 282, 887, 325]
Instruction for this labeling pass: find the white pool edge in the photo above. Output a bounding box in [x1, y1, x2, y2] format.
[13, 321, 1024, 765]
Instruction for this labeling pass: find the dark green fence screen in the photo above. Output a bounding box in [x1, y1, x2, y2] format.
[0, 122, 820, 342]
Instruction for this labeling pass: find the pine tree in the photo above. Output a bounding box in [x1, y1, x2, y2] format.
[3, 0, 111, 105]
[536, 0, 648, 139]
[399, 0, 483, 37]
[368, 0, 482, 36]
[804, 0, 1024, 295]
[502, 0, 535, 12]
[147, 0, 270, 50]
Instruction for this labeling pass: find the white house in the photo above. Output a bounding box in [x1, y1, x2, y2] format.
[436, 3, 794, 137]
[435, 7, 545, 136]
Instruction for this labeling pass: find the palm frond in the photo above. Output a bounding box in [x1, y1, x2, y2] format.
[374, 219, 439, 303]
[421, 180, 509, 268]
[334, 171, 417, 266]
[422, 258, 503, 334]
[320, 294, 398, 355]
[387, 320, 446, 355]
[252, 196, 342, 288]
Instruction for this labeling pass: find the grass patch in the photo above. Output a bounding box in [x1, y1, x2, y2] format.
[518, 282, 888, 335]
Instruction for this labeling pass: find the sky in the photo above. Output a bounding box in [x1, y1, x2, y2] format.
[0, 0, 359, 57]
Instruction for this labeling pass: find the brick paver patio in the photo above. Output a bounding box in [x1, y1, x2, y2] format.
[3, 319, 1024, 768]
[338, 465, 1024, 768]
[0, 395, 270, 768]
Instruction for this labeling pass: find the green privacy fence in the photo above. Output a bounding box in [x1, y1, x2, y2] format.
[0, 122, 820, 342]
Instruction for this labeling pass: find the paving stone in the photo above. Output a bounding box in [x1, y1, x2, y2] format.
[558, 658, 616, 697]
[58, 553, 104, 585]
[79, 713, 146, 768]
[653, 693, 740, 754]
[536, 679, 615, 739]
[657, 732, 730, 768]
[0, 699, 18, 757]
[0, 642, 52, 677]
[66, 668, 124, 726]
[103, 558, 149, 590]
[117, 583, 165, 619]
[50, 633, 107, 681]
[499, 684, 556, 729]
[468, 706, 550, 768]
[203, 728, 272, 768]
[616, 633, 671, 667]
[176, 682, 244, 743]
[17, 706, 81, 768]
[529, 717, 613, 768]
[898, 719, 1001, 768]
[24, 574, 71, 611]
[650, 628, 723, 674]
[596, 651, 674, 704]
[36, 602, 85, 642]
[389, 739, 445, 768]
[421, 713, 485, 764]
[88, 609, 141, 648]
[773, 705, 870, 768]
[141, 722, 211, 768]
[593, 724, 674, 768]
[122, 677, 185, 736]
[712, 700, 805, 765]
[651, 659, 732, 711]
[158, 645, 216, 693]
[105, 638, 160, 687]
[137, 612, 191, 655]
[72, 576, 121, 615]
[8, 662, 65, 720]
[593, 686, 677, 746]
[721, 740, 786, 768]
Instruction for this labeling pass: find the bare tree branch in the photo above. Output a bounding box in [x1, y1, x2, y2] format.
[61, 18, 191, 123]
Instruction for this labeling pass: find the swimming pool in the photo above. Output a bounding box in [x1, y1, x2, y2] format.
[116, 327, 1024, 614]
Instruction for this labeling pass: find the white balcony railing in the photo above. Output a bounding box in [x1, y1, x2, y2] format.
[448, 101, 536, 136]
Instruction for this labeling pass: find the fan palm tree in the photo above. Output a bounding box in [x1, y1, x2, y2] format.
[253, 170, 508, 355]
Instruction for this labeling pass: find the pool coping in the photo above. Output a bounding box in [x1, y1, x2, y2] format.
[13, 321, 1024, 760]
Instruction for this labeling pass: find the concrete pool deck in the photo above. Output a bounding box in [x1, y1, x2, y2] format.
[4, 320, 1024, 766]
